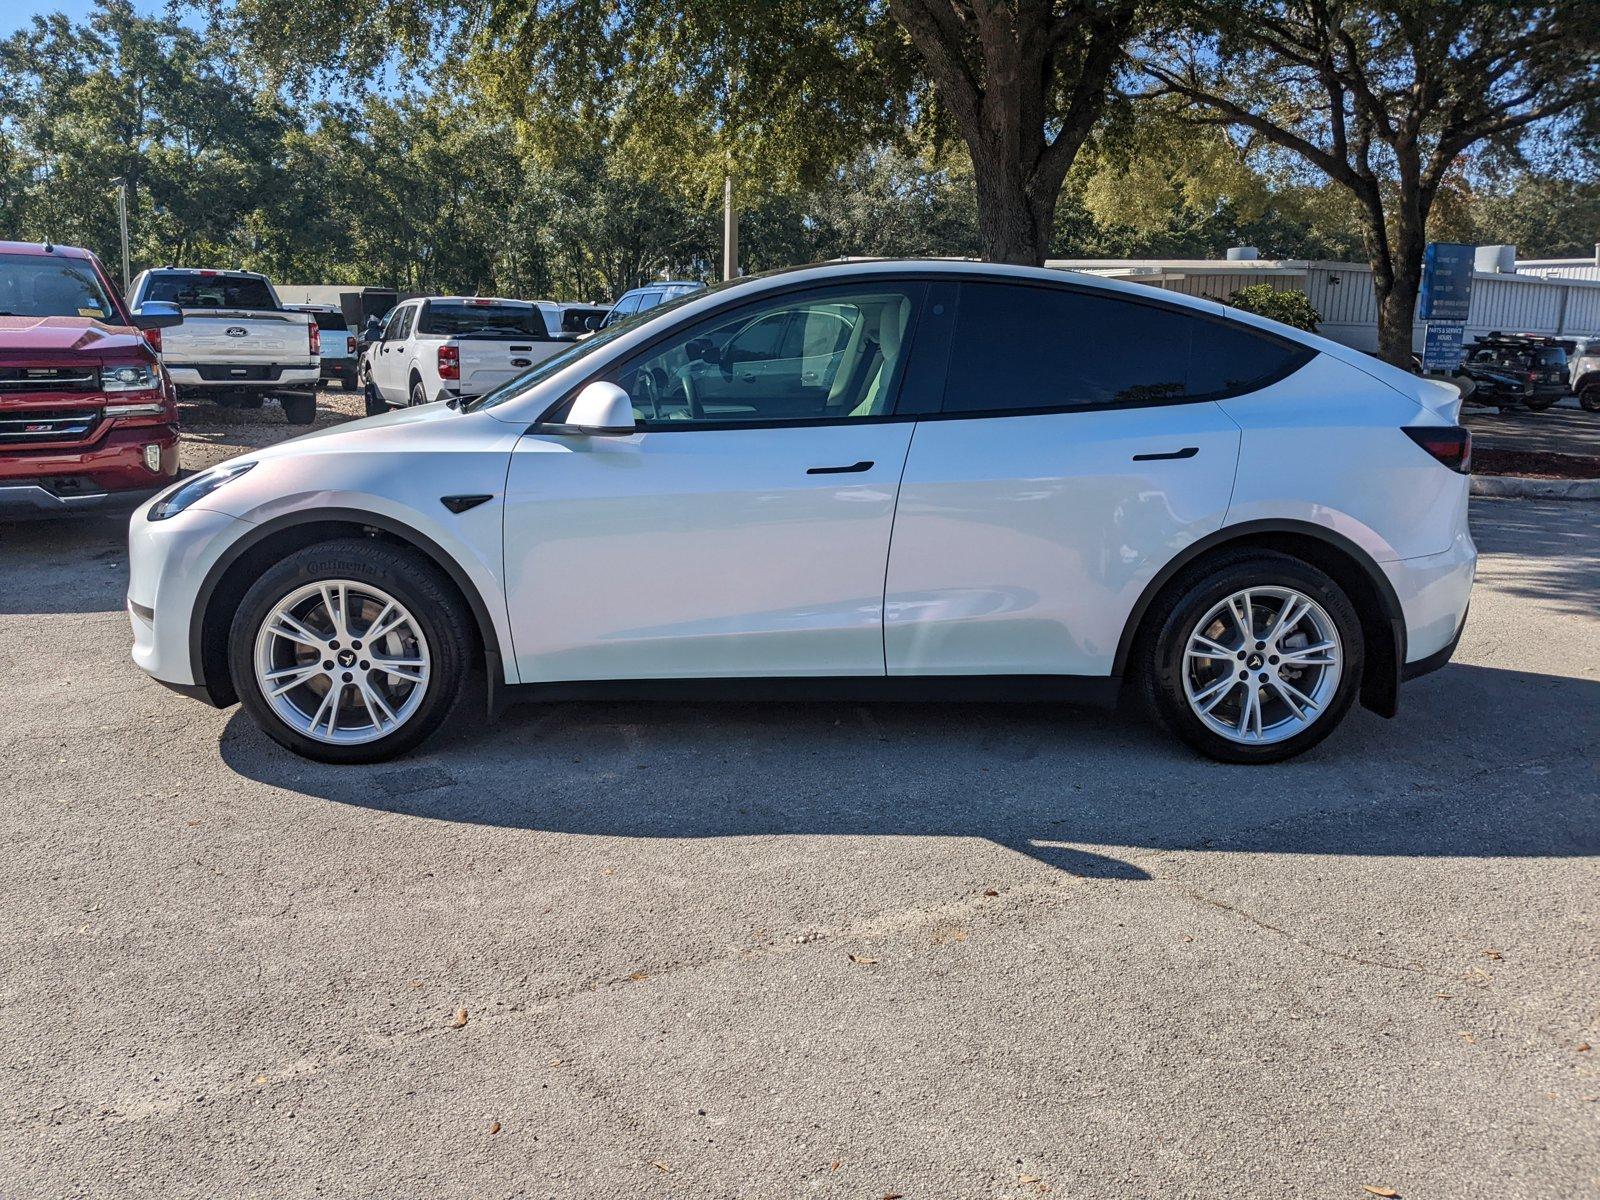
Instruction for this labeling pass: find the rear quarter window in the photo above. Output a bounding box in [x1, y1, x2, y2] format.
[940, 281, 1312, 414]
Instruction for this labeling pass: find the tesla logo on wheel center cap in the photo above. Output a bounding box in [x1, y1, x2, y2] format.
[337, 650, 357, 667]
[1247, 653, 1265, 668]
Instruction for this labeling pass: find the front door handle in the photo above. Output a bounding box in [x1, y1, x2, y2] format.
[1132, 446, 1199, 462]
[807, 460, 875, 475]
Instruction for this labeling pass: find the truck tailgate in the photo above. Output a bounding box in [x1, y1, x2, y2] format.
[456, 338, 564, 396]
[162, 311, 311, 364]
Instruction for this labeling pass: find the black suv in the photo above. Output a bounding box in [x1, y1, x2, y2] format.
[1458, 333, 1569, 413]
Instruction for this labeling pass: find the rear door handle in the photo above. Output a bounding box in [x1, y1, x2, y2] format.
[1132, 446, 1199, 461]
[807, 460, 874, 475]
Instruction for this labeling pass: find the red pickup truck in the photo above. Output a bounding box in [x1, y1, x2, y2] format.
[0, 240, 184, 516]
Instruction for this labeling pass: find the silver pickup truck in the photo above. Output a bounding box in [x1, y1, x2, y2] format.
[127, 268, 320, 424]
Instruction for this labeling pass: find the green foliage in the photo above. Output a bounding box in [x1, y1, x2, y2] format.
[1225, 284, 1321, 332]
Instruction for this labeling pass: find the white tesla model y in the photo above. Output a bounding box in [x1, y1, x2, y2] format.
[128, 260, 1475, 764]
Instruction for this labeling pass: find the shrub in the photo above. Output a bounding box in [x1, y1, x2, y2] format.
[1226, 284, 1322, 332]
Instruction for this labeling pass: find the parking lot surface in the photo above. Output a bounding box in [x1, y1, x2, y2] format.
[1, 397, 1596, 1198]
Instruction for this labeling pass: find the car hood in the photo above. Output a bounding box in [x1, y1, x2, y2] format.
[0, 315, 144, 358]
[241, 399, 467, 464]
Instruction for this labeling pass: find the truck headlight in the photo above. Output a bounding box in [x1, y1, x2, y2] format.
[102, 363, 158, 392]
[148, 460, 255, 521]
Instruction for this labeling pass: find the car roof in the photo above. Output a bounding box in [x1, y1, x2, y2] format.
[0, 240, 94, 259]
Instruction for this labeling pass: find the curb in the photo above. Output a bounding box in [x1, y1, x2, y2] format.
[1471, 475, 1600, 500]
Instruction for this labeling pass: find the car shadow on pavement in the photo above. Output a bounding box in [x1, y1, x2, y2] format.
[217, 662, 1599, 879]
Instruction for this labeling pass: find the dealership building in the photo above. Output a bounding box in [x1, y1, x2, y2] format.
[1046, 245, 1600, 354]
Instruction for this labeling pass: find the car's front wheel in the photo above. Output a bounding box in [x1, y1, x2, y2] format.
[1138, 551, 1364, 764]
[228, 539, 472, 763]
[1579, 384, 1600, 413]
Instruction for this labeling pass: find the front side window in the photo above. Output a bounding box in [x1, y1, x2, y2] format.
[941, 282, 1312, 414]
[386, 305, 416, 341]
[611, 284, 921, 426]
[0, 252, 116, 320]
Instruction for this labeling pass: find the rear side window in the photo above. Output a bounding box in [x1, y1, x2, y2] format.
[143, 272, 277, 310]
[940, 282, 1312, 414]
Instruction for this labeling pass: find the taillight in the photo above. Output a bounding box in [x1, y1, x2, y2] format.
[438, 344, 460, 381]
[1403, 426, 1471, 474]
[346, 335, 355, 355]
[143, 327, 162, 354]
[308, 323, 321, 356]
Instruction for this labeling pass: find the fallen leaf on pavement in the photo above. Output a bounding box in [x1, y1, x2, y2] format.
[848, 954, 879, 965]
[650, 1161, 671, 1173]
[489, 1121, 500, 1134]
[1362, 1187, 1400, 1198]
[628, 971, 650, 982]
[1483, 949, 1503, 961]
[1020, 1173, 1042, 1183]
[450, 1008, 468, 1028]
[1579, 1043, 1592, 1052]
[983, 889, 999, 897]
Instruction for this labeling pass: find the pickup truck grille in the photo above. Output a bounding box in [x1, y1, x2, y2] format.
[0, 408, 101, 445]
[0, 366, 100, 393]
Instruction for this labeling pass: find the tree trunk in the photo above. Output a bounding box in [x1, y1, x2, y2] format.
[1375, 268, 1421, 368]
[971, 146, 1055, 266]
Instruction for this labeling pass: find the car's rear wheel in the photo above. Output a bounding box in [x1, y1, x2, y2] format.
[228, 539, 471, 763]
[280, 392, 317, 425]
[1138, 551, 1364, 764]
[409, 376, 428, 407]
[1524, 395, 1559, 412]
[1579, 384, 1600, 413]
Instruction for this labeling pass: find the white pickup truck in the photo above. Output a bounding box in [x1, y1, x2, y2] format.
[361, 296, 567, 413]
[127, 268, 320, 424]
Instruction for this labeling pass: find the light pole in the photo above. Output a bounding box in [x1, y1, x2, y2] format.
[109, 176, 131, 293]
[722, 174, 739, 282]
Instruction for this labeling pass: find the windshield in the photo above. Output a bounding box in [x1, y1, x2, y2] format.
[0, 252, 117, 320]
[144, 272, 277, 310]
[467, 280, 740, 412]
[421, 301, 545, 338]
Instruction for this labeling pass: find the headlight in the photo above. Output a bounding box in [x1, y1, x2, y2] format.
[101, 362, 159, 392]
[148, 460, 255, 521]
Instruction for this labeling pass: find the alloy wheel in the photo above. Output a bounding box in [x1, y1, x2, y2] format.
[252, 579, 431, 745]
[1181, 585, 1342, 746]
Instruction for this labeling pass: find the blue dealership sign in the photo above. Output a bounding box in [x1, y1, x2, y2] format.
[1420, 242, 1475, 322]
[1422, 320, 1466, 374]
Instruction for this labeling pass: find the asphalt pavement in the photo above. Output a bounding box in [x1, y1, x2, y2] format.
[0, 399, 1595, 1198]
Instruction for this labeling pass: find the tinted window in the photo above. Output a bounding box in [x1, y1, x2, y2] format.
[387, 305, 415, 341]
[143, 272, 277, 310]
[419, 300, 545, 338]
[941, 282, 1310, 413]
[611, 284, 921, 425]
[635, 290, 666, 312]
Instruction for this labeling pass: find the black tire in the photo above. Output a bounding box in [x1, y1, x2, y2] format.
[363, 378, 388, 416]
[409, 375, 428, 407]
[228, 539, 472, 764]
[280, 392, 317, 425]
[1524, 395, 1558, 412]
[1135, 550, 1365, 764]
[1580, 385, 1600, 413]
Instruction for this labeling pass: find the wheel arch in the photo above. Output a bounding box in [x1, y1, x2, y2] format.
[1114, 519, 1406, 719]
[189, 507, 503, 708]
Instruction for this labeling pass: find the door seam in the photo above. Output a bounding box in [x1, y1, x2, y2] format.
[879, 421, 921, 674]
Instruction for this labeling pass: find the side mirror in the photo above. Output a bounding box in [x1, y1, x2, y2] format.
[687, 337, 717, 363]
[583, 313, 605, 332]
[131, 301, 182, 331]
[559, 381, 636, 435]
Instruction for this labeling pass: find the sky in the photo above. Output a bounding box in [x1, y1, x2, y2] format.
[1, 0, 199, 36]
